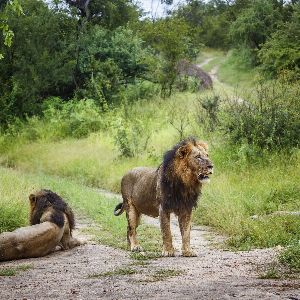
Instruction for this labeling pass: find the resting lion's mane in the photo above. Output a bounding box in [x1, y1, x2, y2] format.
[30, 189, 75, 233]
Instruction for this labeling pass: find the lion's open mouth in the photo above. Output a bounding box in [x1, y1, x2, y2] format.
[198, 169, 213, 182]
[198, 173, 210, 182]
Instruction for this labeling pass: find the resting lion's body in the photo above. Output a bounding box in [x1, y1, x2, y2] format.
[0, 190, 82, 261]
[115, 137, 213, 257]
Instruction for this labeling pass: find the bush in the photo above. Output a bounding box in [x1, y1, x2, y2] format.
[121, 80, 160, 102]
[197, 94, 220, 132]
[112, 104, 151, 157]
[42, 98, 104, 139]
[222, 80, 300, 151]
[2, 97, 104, 144]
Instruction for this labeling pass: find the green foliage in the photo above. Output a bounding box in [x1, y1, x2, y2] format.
[1, 97, 104, 144]
[176, 0, 230, 49]
[113, 102, 151, 157]
[197, 94, 220, 132]
[229, 0, 281, 63]
[140, 17, 197, 96]
[65, 0, 139, 29]
[0, 0, 23, 57]
[222, 80, 300, 151]
[0, 0, 77, 124]
[0, 1, 154, 126]
[77, 25, 153, 103]
[258, 5, 300, 80]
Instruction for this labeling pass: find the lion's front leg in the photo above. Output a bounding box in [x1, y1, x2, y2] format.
[178, 211, 197, 257]
[159, 207, 175, 257]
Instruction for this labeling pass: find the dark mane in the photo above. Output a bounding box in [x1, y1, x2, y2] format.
[161, 137, 201, 214]
[31, 190, 75, 232]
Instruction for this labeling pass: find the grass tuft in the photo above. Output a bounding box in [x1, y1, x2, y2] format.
[0, 264, 33, 276]
[88, 267, 137, 278]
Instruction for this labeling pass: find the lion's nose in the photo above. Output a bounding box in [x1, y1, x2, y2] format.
[208, 164, 213, 169]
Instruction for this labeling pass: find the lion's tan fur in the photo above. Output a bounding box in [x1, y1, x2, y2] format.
[0, 190, 82, 261]
[115, 137, 213, 256]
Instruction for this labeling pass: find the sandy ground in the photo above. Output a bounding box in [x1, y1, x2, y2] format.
[1, 204, 299, 300]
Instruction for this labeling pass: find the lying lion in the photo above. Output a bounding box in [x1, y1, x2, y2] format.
[0, 190, 82, 261]
[114, 137, 213, 257]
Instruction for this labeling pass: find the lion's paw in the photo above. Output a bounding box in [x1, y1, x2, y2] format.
[182, 250, 197, 257]
[162, 249, 175, 257]
[131, 245, 143, 252]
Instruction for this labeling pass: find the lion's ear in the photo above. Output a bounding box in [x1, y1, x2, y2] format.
[176, 145, 190, 159]
[198, 142, 209, 151]
[29, 194, 37, 204]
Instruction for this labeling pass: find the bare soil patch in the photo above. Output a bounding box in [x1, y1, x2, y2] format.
[0, 207, 299, 299]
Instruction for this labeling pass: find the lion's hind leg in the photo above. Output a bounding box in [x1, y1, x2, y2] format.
[59, 215, 83, 250]
[126, 199, 142, 252]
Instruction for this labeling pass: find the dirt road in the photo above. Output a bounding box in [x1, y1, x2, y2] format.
[1, 209, 299, 300]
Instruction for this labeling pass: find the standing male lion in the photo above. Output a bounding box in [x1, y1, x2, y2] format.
[0, 189, 82, 261]
[114, 137, 213, 257]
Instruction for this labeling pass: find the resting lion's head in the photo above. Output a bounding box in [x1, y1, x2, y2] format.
[161, 137, 213, 212]
[29, 189, 75, 232]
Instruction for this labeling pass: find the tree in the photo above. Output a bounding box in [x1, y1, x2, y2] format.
[176, 0, 231, 49]
[64, 0, 139, 28]
[229, 0, 281, 62]
[0, 0, 23, 58]
[0, 0, 77, 123]
[258, 4, 300, 80]
[140, 17, 196, 96]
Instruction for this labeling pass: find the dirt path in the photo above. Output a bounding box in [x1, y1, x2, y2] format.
[1, 189, 299, 299]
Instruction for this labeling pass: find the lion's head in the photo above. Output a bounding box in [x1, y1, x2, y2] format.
[29, 189, 75, 232]
[161, 137, 213, 213]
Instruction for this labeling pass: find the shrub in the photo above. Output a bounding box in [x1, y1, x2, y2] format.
[2, 97, 104, 144]
[113, 115, 150, 158]
[197, 93, 220, 132]
[221, 80, 300, 151]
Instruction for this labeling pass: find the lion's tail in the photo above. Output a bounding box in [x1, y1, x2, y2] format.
[114, 203, 124, 216]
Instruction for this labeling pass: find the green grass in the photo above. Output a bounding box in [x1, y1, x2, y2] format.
[218, 50, 259, 90]
[0, 264, 33, 276]
[195, 151, 300, 250]
[0, 268, 17, 276]
[150, 268, 183, 282]
[259, 266, 281, 279]
[279, 243, 300, 272]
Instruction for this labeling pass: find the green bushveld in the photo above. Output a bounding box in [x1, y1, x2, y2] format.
[0, 51, 299, 276]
